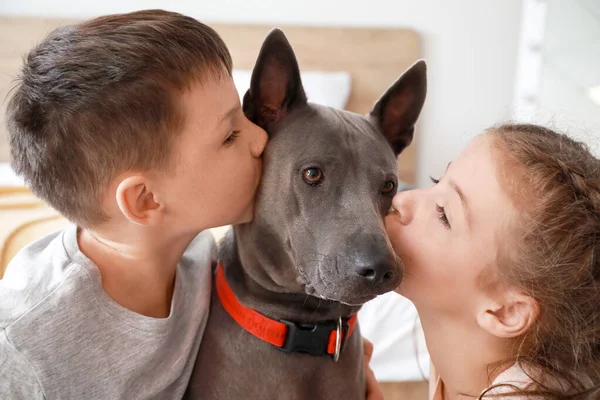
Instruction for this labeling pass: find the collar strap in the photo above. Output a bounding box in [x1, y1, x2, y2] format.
[216, 261, 357, 360]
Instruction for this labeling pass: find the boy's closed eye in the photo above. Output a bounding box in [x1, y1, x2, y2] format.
[224, 130, 240, 145]
[218, 104, 242, 145]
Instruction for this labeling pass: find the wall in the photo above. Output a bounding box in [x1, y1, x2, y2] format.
[514, 0, 600, 156]
[0, 0, 524, 187]
[537, 0, 600, 153]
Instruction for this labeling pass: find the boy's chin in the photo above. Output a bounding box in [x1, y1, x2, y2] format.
[228, 206, 255, 226]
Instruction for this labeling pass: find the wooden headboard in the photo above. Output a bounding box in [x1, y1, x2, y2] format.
[0, 17, 421, 184]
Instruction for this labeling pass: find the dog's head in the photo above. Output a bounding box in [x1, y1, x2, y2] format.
[240, 29, 426, 306]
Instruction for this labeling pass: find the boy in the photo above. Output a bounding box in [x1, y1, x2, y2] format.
[0, 10, 267, 398]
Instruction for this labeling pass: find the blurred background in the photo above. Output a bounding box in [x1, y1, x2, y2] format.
[0, 1, 597, 398]
[1, 0, 598, 187]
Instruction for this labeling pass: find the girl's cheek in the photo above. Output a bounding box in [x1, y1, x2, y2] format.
[384, 213, 404, 254]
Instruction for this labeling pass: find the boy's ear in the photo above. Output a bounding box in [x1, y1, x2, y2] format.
[115, 175, 164, 226]
[242, 28, 307, 133]
[369, 60, 427, 155]
[477, 291, 539, 339]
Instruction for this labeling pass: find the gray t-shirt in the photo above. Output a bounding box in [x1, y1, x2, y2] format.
[0, 225, 215, 399]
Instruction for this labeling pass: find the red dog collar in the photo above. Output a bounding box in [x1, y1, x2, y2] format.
[215, 261, 357, 361]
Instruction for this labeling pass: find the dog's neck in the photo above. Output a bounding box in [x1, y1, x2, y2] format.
[217, 226, 361, 323]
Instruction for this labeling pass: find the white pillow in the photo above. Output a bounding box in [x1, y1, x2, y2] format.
[232, 69, 351, 110]
[0, 163, 23, 186]
[358, 292, 430, 381]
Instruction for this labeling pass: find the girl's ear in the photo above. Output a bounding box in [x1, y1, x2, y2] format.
[477, 291, 539, 339]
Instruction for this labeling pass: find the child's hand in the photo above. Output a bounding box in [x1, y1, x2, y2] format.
[363, 338, 385, 400]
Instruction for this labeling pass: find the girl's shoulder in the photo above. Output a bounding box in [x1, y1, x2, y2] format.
[485, 363, 536, 399]
[428, 363, 535, 400]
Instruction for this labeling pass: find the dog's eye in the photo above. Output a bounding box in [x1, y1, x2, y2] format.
[302, 168, 324, 186]
[382, 180, 396, 195]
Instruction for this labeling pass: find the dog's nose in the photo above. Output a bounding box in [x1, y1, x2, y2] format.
[356, 260, 397, 285]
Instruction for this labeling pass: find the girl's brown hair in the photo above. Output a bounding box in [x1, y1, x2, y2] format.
[481, 123, 600, 399]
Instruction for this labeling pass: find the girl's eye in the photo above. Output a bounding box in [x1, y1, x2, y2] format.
[430, 176, 440, 185]
[436, 205, 451, 229]
[382, 180, 396, 195]
[302, 167, 324, 186]
[224, 130, 240, 145]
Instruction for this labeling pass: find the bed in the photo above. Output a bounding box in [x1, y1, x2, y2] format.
[0, 16, 429, 399]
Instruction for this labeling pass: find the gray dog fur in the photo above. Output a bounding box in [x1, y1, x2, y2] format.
[186, 29, 427, 400]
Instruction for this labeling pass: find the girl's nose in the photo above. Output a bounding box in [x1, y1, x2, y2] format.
[391, 191, 414, 225]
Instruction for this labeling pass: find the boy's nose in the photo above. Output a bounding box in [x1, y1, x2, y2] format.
[251, 125, 268, 158]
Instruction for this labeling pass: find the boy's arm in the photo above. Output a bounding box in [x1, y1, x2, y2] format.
[0, 331, 45, 399]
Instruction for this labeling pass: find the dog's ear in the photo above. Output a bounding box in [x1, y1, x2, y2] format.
[369, 60, 427, 155]
[243, 28, 307, 133]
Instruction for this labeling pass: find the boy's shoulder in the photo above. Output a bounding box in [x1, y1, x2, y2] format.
[0, 226, 217, 330]
[182, 229, 218, 266]
[0, 227, 75, 330]
[0, 227, 217, 399]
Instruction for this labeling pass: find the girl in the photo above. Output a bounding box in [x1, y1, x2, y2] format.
[384, 123, 600, 399]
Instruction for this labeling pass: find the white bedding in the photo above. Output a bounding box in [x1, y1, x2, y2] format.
[358, 292, 430, 381]
[233, 69, 351, 110]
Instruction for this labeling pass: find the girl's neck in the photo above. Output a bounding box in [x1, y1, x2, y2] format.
[418, 308, 513, 399]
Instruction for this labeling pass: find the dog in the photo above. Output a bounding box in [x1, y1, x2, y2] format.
[186, 29, 426, 400]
